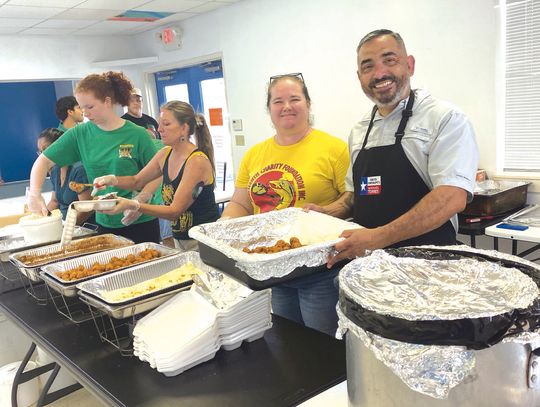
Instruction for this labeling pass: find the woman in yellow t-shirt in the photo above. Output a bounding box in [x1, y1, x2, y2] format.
[222, 73, 350, 336]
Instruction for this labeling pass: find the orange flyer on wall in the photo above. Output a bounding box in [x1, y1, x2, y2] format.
[208, 108, 223, 126]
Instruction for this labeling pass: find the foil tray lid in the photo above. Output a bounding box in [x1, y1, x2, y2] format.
[339, 245, 539, 321]
[189, 207, 359, 281]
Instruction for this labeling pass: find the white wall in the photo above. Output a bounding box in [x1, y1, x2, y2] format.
[0, 0, 499, 177]
[129, 0, 497, 177]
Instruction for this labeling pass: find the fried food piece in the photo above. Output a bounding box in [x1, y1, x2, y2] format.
[243, 237, 304, 254]
[17, 235, 131, 266]
[68, 181, 93, 193]
[55, 248, 162, 281]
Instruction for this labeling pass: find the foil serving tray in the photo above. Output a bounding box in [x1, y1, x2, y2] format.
[76, 252, 216, 318]
[40, 242, 180, 296]
[0, 226, 96, 263]
[9, 234, 132, 282]
[189, 207, 357, 290]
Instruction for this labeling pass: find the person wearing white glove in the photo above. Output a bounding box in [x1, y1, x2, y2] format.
[120, 191, 153, 226]
[91, 174, 118, 197]
[26, 187, 49, 216]
[28, 71, 162, 244]
[97, 100, 220, 251]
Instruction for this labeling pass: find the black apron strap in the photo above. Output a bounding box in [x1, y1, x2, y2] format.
[395, 90, 415, 142]
[361, 90, 415, 150]
[361, 105, 379, 150]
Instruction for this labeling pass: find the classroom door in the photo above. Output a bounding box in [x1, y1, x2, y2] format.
[154, 60, 234, 192]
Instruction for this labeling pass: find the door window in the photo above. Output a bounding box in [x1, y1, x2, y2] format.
[154, 60, 234, 192]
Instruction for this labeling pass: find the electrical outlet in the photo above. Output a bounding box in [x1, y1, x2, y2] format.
[235, 135, 245, 146]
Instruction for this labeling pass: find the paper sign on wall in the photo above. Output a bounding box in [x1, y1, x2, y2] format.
[208, 108, 223, 126]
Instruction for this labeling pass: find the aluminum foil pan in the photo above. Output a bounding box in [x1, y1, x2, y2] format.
[189, 207, 358, 280]
[78, 287, 190, 320]
[77, 251, 214, 308]
[40, 242, 179, 295]
[0, 226, 96, 263]
[42, 242, 179, 285]
[9, 234, 132, 282]
[337, 308, 475, 399]
[340, 248, 539, 320]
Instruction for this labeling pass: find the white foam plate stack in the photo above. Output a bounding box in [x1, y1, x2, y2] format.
[133, 283, 272, 376]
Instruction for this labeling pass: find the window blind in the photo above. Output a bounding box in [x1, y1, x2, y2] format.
[504, 0, 540, 172]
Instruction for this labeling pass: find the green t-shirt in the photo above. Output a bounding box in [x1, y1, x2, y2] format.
[44, 120, 160, 228]
[57, 122, 68, 132]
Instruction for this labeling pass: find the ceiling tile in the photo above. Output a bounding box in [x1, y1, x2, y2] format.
[0, 26, 25, 33]
[74, 0, 150, 10]
[0, 16, 42, 26]
[185, 1, 224, 13]
[146, 12, 194, 25]
[127, 13, 193, 33]
[73, 19, 148, 35]
[19, 26, 76, 35]
[6, 0, 83, 7]
[0, 0, 241, 36]
[134, 0, 204, 13]
[0, 5, 66, 18]
[35, 18, 98, 28]
[51, 8, 120, 20]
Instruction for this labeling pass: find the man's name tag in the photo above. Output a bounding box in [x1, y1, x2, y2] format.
[359, 176, 381, 196]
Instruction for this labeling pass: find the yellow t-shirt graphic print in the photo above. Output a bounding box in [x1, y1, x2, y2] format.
[236, 129, 350, 214]
[249, 167, 303, 212]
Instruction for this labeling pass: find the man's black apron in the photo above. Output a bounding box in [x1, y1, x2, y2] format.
[352, 90, 456, 248]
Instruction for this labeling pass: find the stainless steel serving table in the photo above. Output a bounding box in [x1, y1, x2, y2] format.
[0, 285, 346, 407]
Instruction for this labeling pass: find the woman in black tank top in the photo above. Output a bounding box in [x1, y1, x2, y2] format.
[96, 100, 219, 250]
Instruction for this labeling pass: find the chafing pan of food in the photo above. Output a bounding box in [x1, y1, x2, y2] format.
[0, 226, 96, 263]
[189, 207, 358, 290]
[76, 252, 213, 318]
[9, 234, 133, 282]
[40, 242, 179, 293]
[462, 180, 530, 216]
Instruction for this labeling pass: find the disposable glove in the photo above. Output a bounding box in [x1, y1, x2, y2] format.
[91, 174, 118, 196]
[27, 189, 49, 216]
[121, 191, 152, 226]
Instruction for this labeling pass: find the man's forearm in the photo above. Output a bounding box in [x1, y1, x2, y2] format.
[323, 191, 354, 219]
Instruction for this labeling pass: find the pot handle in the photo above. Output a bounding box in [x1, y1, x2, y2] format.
[528, 347, 540, 389]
